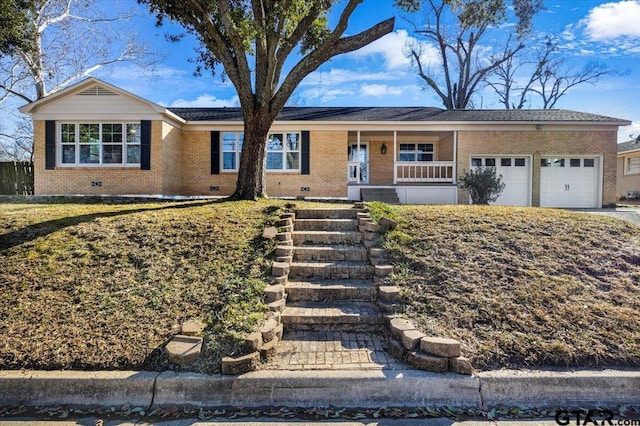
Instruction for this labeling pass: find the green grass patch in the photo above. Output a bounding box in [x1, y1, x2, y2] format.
[0, 199, 285, 373]
[375, 204, 640, 370]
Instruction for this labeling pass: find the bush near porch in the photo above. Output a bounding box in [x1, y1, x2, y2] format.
[368, 203, 640, 370]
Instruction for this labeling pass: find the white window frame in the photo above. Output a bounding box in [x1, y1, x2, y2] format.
[58, 122, 141, 167]
[398, 142, 434, 162]
[221, 132, 243, 172]
[266, 132, 301, 172]
[625, 155, 640, 175]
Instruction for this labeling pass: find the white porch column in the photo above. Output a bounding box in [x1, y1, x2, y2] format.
[393, 130, 397, 184]
[453, 131, 458, 184]
[357, 130, 361, 183]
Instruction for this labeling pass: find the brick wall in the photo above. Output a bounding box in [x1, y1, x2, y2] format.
[456, 129, 618, 206]
[161, 122, 183, 195]
[33, 120, 165, 195]
[181, 129, 348, 198]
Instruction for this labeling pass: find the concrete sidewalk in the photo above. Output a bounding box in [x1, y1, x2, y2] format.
[0, 368, 639, 409]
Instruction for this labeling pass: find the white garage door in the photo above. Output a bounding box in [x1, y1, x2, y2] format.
[471, 156, 531, 206]
[540, 157, 600, 208]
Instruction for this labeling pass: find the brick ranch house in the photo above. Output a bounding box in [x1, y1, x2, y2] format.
[20, 77, 630, 208]
[617, 139, 640, 199]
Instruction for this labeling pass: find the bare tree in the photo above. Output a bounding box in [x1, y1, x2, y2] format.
[141, 0, 394, 200]
[397, 0, 542, 110]
[486, 36, 617, 109]
[0, 0, 155, 160]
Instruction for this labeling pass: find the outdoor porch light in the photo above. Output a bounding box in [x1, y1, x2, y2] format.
[380, 143, 387, 155]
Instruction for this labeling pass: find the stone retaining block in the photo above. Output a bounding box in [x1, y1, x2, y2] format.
[244, 332, 263, 351]
[374, 265, 393, 277]
[271, 262, 290, 277]
[402, 329, 426, 351]
[181, 320, 205, 336]
[420, 336, 461, 358]
[406, 351, 448, 372]
[260, 319, 279, 342]
[221, 351, 260, 375]
[378, 286, 400, 303]
[449, 356, 473, 375]
[165, 335, 203, 364]
[389, 318, 415, 340]
[264, 284, 285, 303]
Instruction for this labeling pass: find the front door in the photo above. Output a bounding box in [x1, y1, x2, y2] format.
[348, 143, 369, 184]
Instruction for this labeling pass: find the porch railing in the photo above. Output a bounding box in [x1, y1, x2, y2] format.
[395, 161, 454, 183]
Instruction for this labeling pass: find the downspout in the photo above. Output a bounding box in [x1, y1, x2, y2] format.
[357, 130, 361, 183]
[453, 131, 458, 204]
[393, 130, 397, 184]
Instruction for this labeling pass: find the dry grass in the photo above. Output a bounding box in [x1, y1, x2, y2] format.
[369, 203, 640, 370]
[0, 199, 285, 373]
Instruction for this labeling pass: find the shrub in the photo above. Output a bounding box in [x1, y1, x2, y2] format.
[459, 166, 506, 205]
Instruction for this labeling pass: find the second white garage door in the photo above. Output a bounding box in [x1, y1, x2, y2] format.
[471, 156, 531, 206]
[540, 157, 600, 208]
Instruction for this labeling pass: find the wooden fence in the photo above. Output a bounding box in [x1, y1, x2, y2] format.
[0, 161, 34, 195]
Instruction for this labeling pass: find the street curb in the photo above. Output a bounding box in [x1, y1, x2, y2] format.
[478, 369, 640, 407]
[0, 369, 639, 409]
[154, 369, 480, 408]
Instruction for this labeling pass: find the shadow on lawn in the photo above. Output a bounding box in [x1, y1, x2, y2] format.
[0, 199, 221, 251]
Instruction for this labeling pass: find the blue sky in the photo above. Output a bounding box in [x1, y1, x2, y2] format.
[93, 1, 640, 142]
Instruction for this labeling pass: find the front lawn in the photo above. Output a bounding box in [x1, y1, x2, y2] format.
[369, 203, 640, 370]
[0, 199, 283, 373]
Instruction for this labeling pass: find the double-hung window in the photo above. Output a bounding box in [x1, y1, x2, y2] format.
[399, 143, 433, 162]
[60, 122, 141, 166]
[626, 156, 640, 174]
[267, 132, 300, 171]
[222, 132, 243, 171]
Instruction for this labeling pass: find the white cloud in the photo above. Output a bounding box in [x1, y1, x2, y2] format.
[350, 29, 441, 70]
[619, 121, 640, 142]
[171, 94, 239, 107]
[359, 84, 403, 97]
[584, 1, 640, 40]
[298, 88, 354, 104]
[301, 68, 401, 87]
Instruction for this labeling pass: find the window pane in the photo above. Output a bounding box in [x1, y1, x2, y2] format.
[238, 133, 244, 150]
[501, 158, 512, 167]
[515, 158, 526, 167]
[286, 133, 299, 151]
[552, 158, 565, 167]
[223, 133, 237, 151]
[80, 144, 100, 163]
[102, 124, 122, 143]
[471, 158, 482, 167]
[399, 153, 414, 161]
[127, 145, 140, 164]
[103, 145, 123, 164]
[223, 152, 236, 170]
[286, 152, 299, 170]
[485, 158, 496, 167]
[267, 134, 283, 151]
[628, 156, 640, 173]
[62, 145, 75, 164]
[417, 143, 433, 152]
[584, 158, 595, 167]
[79, 124, 99, 143]
[570, 158, 581, 167]
[417, 153, 433, 161]
[399, 143, 414, 151]
[266, 152, 283, 169]
[126, 123, 141, 143]
[61, 124, 76, 143]
[541, 159, 551, 167]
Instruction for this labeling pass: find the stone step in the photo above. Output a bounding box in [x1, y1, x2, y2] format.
[289, 261, 374, 280]
[293, 245, 369, 262]
[282, 302, 383, 331]
[295, 208, 359, 220]
[292, 231, 362, 245]
[286, 280, 375, 302]
[294, 219, 358, 232]
[360, 188, 400, 204]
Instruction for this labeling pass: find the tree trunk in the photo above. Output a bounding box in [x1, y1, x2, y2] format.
[231, 115, 272, 200]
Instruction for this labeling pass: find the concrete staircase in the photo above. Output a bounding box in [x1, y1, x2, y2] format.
[360, 188, 400, 204]
[282, 208, 383, 332]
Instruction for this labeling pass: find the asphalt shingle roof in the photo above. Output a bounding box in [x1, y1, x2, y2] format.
[167, 106, 628, 124]
[618, 139, 640, 152]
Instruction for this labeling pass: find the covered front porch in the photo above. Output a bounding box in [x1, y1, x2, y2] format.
[346, 130, 458, 204]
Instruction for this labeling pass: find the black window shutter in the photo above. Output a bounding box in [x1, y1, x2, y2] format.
[211, 131, 220, 175]
[45, 120, 56, 170]
[301, 131, 310, 175]
[140, 120, 151, 170]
